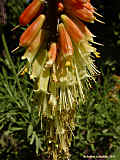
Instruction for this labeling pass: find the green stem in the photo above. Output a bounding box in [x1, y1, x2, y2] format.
[1, 33, 31, 113]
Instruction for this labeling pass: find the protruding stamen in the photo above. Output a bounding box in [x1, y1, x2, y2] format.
[95, 18, 105, 24]
[11, 25, 20, 31]
[94, 11, 103, 18]
[11, 46, 20, 53]
[91, 41, 104, 46]
[94, 51, 101, 58]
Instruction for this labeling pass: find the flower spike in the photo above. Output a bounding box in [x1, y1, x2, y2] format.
[15, 0, 104, 159]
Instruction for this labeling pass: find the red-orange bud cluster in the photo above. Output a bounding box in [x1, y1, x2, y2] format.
[63, 0, 95, 23]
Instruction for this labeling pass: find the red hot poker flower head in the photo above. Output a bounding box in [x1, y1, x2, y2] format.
[19, 0, 44, 26]
[58, 23, 73, 58]
[61, 14, 84, 43]
[19, 14, 45, 47]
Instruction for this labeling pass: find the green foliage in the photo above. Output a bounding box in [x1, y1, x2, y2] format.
[71, 73, 120, 159]
[0, 32, 47, 159]
[0, 58, 47, 159]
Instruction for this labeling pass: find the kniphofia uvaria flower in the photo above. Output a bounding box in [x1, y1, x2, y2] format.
[13, 0, 104, 159]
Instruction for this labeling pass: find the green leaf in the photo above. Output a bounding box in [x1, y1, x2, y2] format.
[35, 135, 40, 155]
[10, 127, 23, 131]
[0, 124, 4, 130]
[30, 132, 36, 145]
[27, 124, 33, 138]
[91, 143, 95, 152]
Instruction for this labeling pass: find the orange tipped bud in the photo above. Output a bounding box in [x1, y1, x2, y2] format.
[22, 29, 45, 62]
[72, 0, 90, 4]
[19, 0, 44, 26]
[64, 0, 95, 22]
[73, 19, 94, 40]
[77, 0, 87, 2]
[70, 7, 95, 23]
[45, 43, 57, 67]
[58, 2, 64, 12]
[64, 0, 82, 9]
[61, 14, 84, 43]
[71, 0, 88, 5]
[58, 23, 73, 57]
[27, 30, 44, 52]
[64, 0, 88, 10]
[83, 1, 95, 12]
[19, 14, 45, 47]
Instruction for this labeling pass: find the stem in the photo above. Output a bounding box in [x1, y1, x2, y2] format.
[1, 33, 31, 113]
[47, 0, 57, 42]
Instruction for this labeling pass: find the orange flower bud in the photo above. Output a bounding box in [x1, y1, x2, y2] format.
[73, 19, 94, 40]
[45, 43, 57, 67]
[19, 0, 44, 26]
[64, 0, 81, 9]
[83, 1, 95, 12]
[22, 29, 45, 62]
[71, 7, 95, 22]
[58, 2, 64, 12]
[72, 0, 88, 4]
[64, 0, 95, 22]
[61, 14, 84, 43]
[64, 0, 87, 10]
[19, 14, 45, 47]
[58, 23, 73, 57]
[27, 30, 44, 52]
